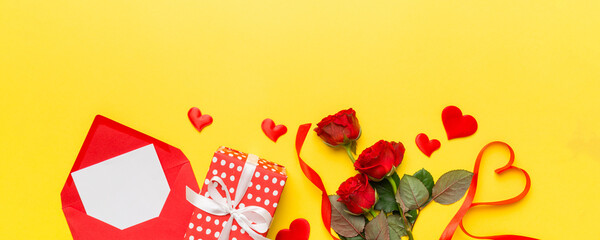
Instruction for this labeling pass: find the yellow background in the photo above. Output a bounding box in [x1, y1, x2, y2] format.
[1, 0, 599, 239]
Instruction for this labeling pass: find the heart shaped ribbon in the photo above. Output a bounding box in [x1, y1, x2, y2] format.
[440, 141, 537, 240]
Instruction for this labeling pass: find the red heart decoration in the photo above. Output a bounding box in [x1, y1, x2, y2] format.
[187, 107, 213, 133]
[442, 106, 478, 140]
[415, 133, 440, 157]
[261, 118, 287, 142]
[276, 218, 310, 240]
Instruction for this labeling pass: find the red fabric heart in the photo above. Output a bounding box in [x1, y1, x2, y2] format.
[262, 118, 287, 142]
[442, 106, 478, 140]
[276, 218, 310, 240]
[415, 133, 440, 157]
[187, 107, 213, 133]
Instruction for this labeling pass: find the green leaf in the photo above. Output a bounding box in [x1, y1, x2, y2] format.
[397, 175, 429, 211]
[371, 179, 399, 213]
[395, 192, 409, 213]
[405, 209, 418, 227]
[339, 235, 367, 240]
[387, 214, 407, 240]
[364, 213, 390, 240]
[329, 195, 367, 238]
[432, 170, 473, 205]
[413, 168, 434, 196]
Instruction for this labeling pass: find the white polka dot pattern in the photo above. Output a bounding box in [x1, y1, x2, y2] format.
[185, 146, 287, 240]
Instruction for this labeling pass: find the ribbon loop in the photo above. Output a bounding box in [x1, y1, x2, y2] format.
[439, 141, 537, 240]
[186, 154, 272, 240]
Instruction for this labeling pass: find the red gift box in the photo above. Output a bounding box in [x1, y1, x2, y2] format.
[184, 147, 287, 240]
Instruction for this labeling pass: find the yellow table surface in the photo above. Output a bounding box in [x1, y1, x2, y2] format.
[1, 1, 599, 239]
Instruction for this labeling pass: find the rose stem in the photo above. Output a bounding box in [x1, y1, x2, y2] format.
[398, 206, 415, 240]
[344, 144, 356, 163]
[367, 209, 378, 218]
[407, 230, 415, 240]
[385, 176, 398, 194]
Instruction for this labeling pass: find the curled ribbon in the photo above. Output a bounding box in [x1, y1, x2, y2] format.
[295, 124, 340, 240]
[296, 124, 537, 239]
[186, 154, 273, 240]
[440, 141, 538, 240]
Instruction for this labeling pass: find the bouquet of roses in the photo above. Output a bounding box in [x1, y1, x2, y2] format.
[315, 109, 474, 240]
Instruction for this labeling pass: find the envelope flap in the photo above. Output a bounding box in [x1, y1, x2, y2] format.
[61, 115, 188, 210]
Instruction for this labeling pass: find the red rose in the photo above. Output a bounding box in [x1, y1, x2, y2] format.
[354, 140, 405, 181]
[314, 108, 361, 147]
[336, 174, 377, 215]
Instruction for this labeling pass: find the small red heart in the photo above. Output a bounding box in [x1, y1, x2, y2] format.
[442, 106, 478, 140]
[188, 107, 213, 133]
[276, 218, 310, 240]
[416, 133, 441, 157]
[261, 118, 287, 142]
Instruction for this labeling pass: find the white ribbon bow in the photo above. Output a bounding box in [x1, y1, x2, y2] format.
[186, 154, 272, 240]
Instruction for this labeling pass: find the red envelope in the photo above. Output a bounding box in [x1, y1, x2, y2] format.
[61, 115, 199, 240]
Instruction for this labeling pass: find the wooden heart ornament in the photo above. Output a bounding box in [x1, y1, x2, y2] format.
[442, 106, 478, 140]
[188, 107, 213, 133]
[276, 218, 310, 240]
[261, 118, 287, 142]
[416, 133, 440, 157]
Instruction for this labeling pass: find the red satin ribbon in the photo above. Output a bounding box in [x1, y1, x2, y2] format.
[296, 125, 536, 240]
[440, 141, 538, 240]
[295, 124, 340, 240]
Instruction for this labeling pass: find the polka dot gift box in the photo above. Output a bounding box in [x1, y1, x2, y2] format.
[184, 147, 287, 240]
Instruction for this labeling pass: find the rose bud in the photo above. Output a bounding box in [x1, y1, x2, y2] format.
[314, 108, 361, 147]
[336, 174, 377, 215]
[354, 140, 405, 181]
